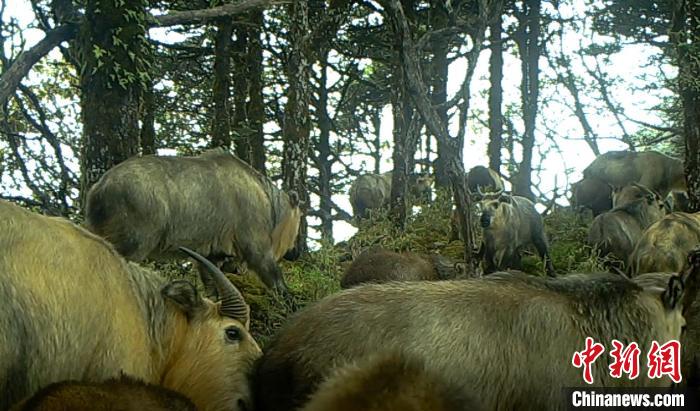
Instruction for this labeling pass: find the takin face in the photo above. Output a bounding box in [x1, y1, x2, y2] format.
[299, 353, 479, 411]
[252, 258, 699, 411]
[340, 247, 461, 289]
[84, 149, 300, 294]
[583, 150, 685, 199]
[629, 212, 700, 276]
[478, 193, 555, 276]
[0, 200, 261, 411]
[588, 190, 667, 267]
[612, 183, 666, 209]
[11, 375, 196, 411]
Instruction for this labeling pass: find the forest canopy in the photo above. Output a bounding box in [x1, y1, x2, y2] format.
[0, 0, 697, 251]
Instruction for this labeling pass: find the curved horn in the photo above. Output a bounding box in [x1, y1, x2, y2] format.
[179, 247, 249, 324]
[476, 185, 485, 198]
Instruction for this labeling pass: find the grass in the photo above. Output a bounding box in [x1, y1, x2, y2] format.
[157, 195, 601, 346]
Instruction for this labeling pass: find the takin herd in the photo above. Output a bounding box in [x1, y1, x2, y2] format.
[2, 148, 700, 410]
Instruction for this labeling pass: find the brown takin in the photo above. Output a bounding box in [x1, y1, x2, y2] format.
[587, 184, 667, 265]
[478, 192, 555, 276]
[340, 248, 461, 288]
[629, 212, 700, 276]
[631, 272, 700, 388]
[466, 166, 503, 195]
[570, 178, 613, 217]
[583, 150, 685, 198]
[252, 258, 699, 411]
[11, 375, 196, 411]
[85, 148, 301, 293]
[0, 200, 261, 411]
[299, 353, 479, 411]
[348, 172, 433, 219]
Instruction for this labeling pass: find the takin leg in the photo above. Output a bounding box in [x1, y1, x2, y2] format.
[532, 232, 556, 277]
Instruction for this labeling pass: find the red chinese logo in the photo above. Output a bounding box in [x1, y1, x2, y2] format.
[572, 337, 606, 384]
[647, 340, 682, 383]
[608, 339, 641, 379]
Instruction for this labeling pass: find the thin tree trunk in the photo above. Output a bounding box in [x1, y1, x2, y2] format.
[247, 10, 267, 173]
[487, 13, 504, 172]
[282, 0, 311, 255]
[140, 79, 157, 155]
[389, 79, 411, 229]
[317, 53, 334, 242]
[210, 17, 234, 149]
[232, 21, 250, 162]
[429, 1, 450, 188]
[513, 0, 541, 200]
[78, 0, 146, 206]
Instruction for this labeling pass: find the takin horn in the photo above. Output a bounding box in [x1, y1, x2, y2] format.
[179, 247, 249, 325]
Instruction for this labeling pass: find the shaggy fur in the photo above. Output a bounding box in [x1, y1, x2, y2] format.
[633, 272, 700, 388]
[612, 183, 665, 208]
[348, 172, 432, 219]
[11, 375, 196, 411]
[85, 149, 300, 292]
[466, 166, 503, 194]
[587, 194, 667, 265]
[583, 150, 685, 199]
[629, 213, 700, 276]
[299, 353, 480, 411]
[340, 248, 459, 288]
[478, 194, 555, 275]
[0, 200, 261, 411]
[570, 178, 613, 217]
[252, 271, 691, 411]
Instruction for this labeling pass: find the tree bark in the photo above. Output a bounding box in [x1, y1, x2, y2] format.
[428, 1, 451, 188]
[282, 0, 311, 255]
[232, 21, 251, 161]
[512, 0, 541, 201]
[316, 52, 334, 242]
[140, 79, 157, 155]
[210, 17, 234, 149]
[672, 0, 700, 212]
[389, 77, 411, 229]
[78, 0, 147, 206]
[487, 13, 504, 172]
[152, 0, 286, 27]
[247, 10, 267, 173]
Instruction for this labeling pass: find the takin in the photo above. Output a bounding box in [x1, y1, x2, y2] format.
[631, 272, 700, 389]
[477, 192, 555, 276]
[466, 166, 503, 195]
[340, 247, 462, 288]
[587, 185, 667, 265]
[85, 148, 301, 293]
[628, 212, 700, 276]
[583, 150, 685, 199]
[299, 352, 479, 411]
[570, 178, 613, 217]
[348, 172, 433, 219]
[252, 256, 700, 411]
[0, 200, 261, 411]
[11, 375, 196, 411]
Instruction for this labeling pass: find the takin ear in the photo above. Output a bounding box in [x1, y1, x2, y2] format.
[162, 280, 205, 319]
[662, 276, 685, 311]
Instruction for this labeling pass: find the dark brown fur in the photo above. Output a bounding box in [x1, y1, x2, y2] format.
[12, 376, 196, 411]
[300, 353, 479, 411]
[478, 193, 555, 276]
[252, 270, 692, 411]
[570, 178, 613, 217]
[583, 150, 685, 198]
[348, 172, 433, 219]
[340, 248, 459, 288]
[466, 166, 503, 194]
[588, 191, 667, 265]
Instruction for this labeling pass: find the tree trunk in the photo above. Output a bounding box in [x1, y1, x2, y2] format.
[232, 21, 250, 161]
[389, 80, 411, 229]
[428, 1, 450, 188]
[140, 79, 157, 155]
[282, 0, 311, 255]
[210, 17, 234, 149]
[672, 0, 700, 212]
[247, 10, 267, 174]
[78, 0, 147, 207]
[316, 52, 334, 242]
[487, 13, 504, 173]
[513, 0, 541, 200]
